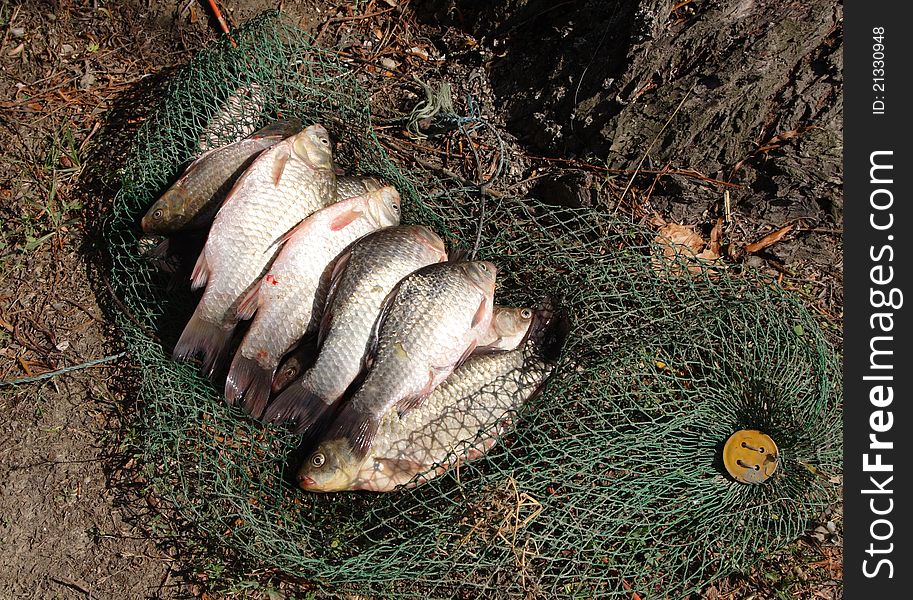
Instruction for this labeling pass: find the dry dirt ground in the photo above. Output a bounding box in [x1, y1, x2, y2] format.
[1, 1, 842, 598]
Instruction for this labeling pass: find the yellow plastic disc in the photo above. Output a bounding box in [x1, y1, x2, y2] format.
[723, 429, 779, 484]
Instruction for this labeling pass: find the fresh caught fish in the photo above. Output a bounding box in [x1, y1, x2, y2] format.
[307, 259, 498, 462]
[476, 306, 534, 351]
[297, 302, 569, 492]
[335, 175, 386, 201]
[197, 83, 266, 153]
[226, 186, 402, 417]
[263, 225, 449, 433]
[173, 124, 338, 377]
[142, 119, 303, 234]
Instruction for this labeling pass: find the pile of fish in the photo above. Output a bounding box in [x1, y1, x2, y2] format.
[142, 120, 568, 492]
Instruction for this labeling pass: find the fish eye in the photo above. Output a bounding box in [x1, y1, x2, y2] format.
[391, 202, 399, 211]
[311, 453, 326, 468]
[319, 137, 330, 146]
[153, 209, 164, 219]
[521, 308, 532, 319]
[479, 263, 488, 272]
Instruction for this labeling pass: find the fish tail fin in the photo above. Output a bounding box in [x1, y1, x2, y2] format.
[173, 311, 233, 378]
[263, 380, 335, 434]
[224, 353, 273, 418]
[327, 402, 378, 460]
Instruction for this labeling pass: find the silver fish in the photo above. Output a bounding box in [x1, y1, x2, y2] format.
[308, 259, 498, 461]
[263, 225, 449, 432]
[173, 124, 338, 376]
[142, 119, 303, 234]
[197, 83, 266, 153]
[225, 187, 402, 417]
[298, 302, 568, 492]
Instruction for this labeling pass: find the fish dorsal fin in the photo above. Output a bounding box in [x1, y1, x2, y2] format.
[251, 117, 303, 140]
[447, 246, 470, 262]
[317, 246, 353, 346]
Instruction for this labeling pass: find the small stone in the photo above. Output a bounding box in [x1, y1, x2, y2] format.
[55, 340, 70, 351]
[10, 27, 25, 39]
[60, 43, 74, 55]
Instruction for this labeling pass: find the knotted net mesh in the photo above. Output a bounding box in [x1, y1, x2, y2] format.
[105, 12, 842, 598]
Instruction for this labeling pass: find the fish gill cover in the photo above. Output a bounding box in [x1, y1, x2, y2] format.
[105, 12, 842, 599]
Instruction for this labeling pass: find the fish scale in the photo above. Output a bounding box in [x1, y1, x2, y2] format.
[226, 187, 401, 417]
[173, 124, 337, 377]
[314, 260, 497, 463]
[264, 225, 448, 433]
[194, 153, 334, 326]
[356, 340, 551, 491]
[297, 304, 567, 492]
[141, 119, 302, 234]
[354, 266, 488, 413]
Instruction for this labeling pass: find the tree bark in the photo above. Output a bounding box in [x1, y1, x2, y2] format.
[418, 0, 843, 266]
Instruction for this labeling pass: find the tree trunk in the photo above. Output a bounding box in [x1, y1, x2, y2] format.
[417, 0, 843, 269]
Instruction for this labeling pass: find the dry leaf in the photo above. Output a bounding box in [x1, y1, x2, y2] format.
[657, 223, 704, 255]
[653, 222, 721, 276]
[744, 224, 793, 254]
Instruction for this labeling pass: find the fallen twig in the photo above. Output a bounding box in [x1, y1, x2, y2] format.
[0, 352, 126, 387]
[744, 224, 794, 254]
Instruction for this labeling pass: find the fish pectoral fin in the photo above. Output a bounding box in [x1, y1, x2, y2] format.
[268, 217, 311, 252]
[190, 250, 210, 290]
[471, 296, 490, 329]
[455, 342, 478, 370]
[329, 206, 365, 231]
[236, 279, 262, 321]
[395, 368, 440, 417]
[271, 146, 291, 186]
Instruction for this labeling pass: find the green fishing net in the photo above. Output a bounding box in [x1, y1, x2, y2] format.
[105, 12, 842, 599]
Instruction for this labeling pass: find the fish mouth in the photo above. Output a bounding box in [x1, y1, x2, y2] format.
[297, 475, 317, 489]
